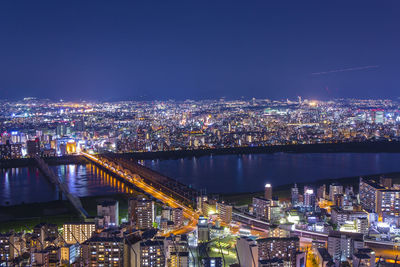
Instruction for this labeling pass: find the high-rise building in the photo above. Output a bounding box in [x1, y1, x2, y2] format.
[139, 239, 166, 267]
[265, 183, 272, 200]
[257, 237, 299, 267]
[164, 235, 189, 267]
[97, 200, 119, 228]
[329, 184, 343, 201]
[359, 178, 400, 219]
[327, 231, 364, 263]
[252, 197, 271, 219]
[352, 248, 376, 267]
[27, 138, 40, 157]
[81, 236, 123, 266]
[60, 243, 80, 265]
[129, 197, 155, 229]
[236, 237, 258, 267]
[172, 208, 184, 227]
[291, 184, 299, 206]
[333, 194, 344, 208]
[62, 223, 96, 244]
[374, 111, 384, 124]
[304, 189, 316, 209]
[0, 141, 22, 159]
[217, 202, 232, 224]
[197, 216, 210, 242]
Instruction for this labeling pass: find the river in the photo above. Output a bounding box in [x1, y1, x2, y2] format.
[1, 153, 400, 205]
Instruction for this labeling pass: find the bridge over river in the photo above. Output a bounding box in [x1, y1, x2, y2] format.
[81, 152, 200, 236]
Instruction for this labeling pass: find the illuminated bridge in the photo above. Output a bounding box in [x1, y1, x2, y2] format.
[102, 153, 199, 208]
[81, 152, 199, 236]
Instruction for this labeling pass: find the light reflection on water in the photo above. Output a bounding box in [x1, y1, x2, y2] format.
[144, 153, 400, 193]
[2, 153, 400, 204]
[0, 164, 134, 206]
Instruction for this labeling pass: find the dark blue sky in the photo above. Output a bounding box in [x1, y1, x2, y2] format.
[0, 1, 399, 101]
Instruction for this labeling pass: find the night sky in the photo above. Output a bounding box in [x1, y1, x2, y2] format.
[0, 1, 399, 101]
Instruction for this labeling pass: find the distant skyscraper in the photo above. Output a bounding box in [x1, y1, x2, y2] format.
[291, 184, 299, 206]
[304, 189, 316, 209]
[329, 184, 343, 201]
[374, 111, 384, 124]
[265, 183, 272, 200]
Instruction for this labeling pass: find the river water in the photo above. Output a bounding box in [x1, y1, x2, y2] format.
[1, 153, 400, 205]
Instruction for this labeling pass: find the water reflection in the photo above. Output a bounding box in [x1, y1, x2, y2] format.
[144, 153, 400, 194]
[0, 163, 136, 205]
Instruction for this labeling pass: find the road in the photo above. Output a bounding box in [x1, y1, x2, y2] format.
[82, 152, 198, 236]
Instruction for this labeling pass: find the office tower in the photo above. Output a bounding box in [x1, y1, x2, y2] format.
[304, 188, 316, 209]
[329, 184, 343, 201]
[81, 236, 123, 266]
[217, 202, 232, 224]
[27, 138, 41, 157]
[129, 197, 155, 229]
[291, 184, 299, 206]
[257, 237, 299, 267]
[56, 124, 67, 137]
[236, 237, 258, 267]
[252, 197, 271, 219]
[265, 183, 272, 200]
[97, 200, 119, 228]
[327, 231, 364, 263]
[62, 223, 96, 244]
[374, 111, 384, 124]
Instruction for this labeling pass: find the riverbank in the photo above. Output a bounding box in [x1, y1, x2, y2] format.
[0, 155, 88, 169]
[3, 170, 400, 232]
[220, 171, 400, 206]
[0, 194, 130, 232]
[120, 140, 400, 160]
[2, 141, 400, 168]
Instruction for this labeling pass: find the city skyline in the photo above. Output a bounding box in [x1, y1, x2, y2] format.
[2, 1, 400, 266]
